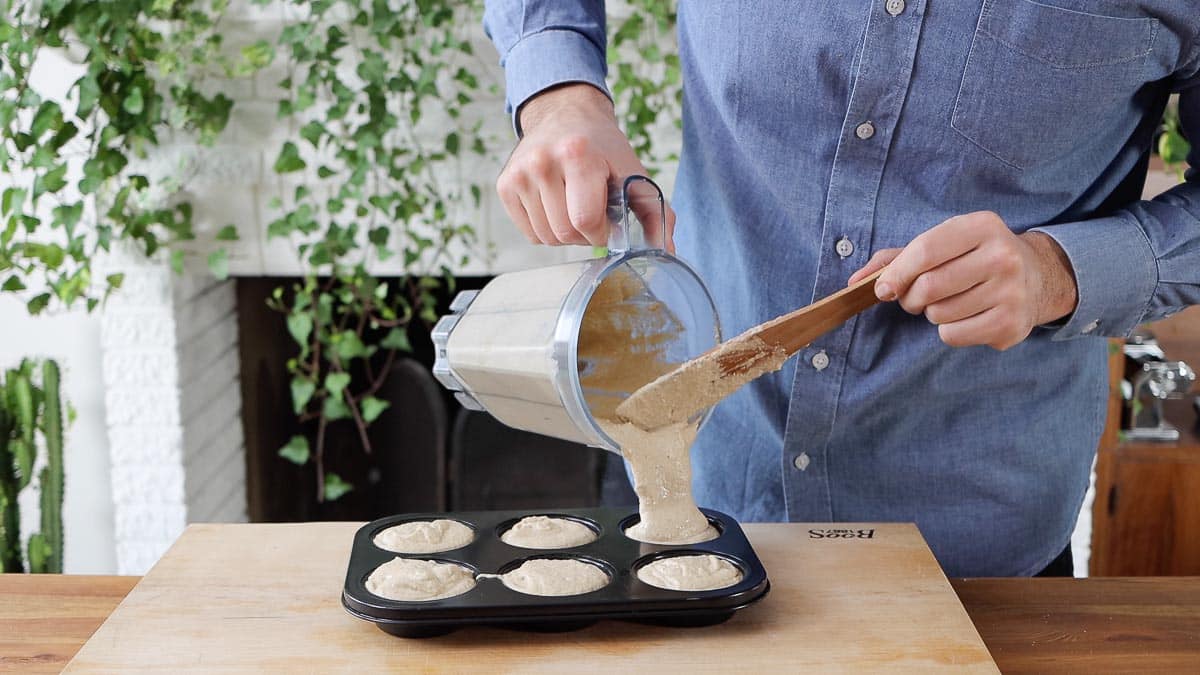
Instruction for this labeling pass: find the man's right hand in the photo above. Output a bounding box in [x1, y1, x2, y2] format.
[497, 83, 675, 252]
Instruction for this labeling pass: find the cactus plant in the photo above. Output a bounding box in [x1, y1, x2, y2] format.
[33, 361, 64, 573]
[0, 359, 67, 573]
[0, 377, 22, 573]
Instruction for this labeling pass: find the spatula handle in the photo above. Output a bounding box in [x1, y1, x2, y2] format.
[757, 269, 885, 355]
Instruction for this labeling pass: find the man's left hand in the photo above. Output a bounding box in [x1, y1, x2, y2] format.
[847, 211, 1078, 351]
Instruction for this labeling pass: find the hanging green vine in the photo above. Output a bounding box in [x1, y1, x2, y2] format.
[263, 0, 489, 502]
[0, 0, 264, 312]
[608, 0, 681, 174]
[266, 1, 688, 502]
[1, 0, 684, 505]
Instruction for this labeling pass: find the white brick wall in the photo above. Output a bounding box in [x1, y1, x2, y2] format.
[98, 244, 188, 574]
[98, 245, 248, 573]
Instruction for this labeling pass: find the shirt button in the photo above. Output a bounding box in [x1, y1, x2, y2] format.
[1082, 320, 1099, 334]
[855, 121, 876, 140]
[811, 350, 830, 371]
[793, 452, 811, 471]
[835, 237, 854, 258]
[886, 0, 906, 16]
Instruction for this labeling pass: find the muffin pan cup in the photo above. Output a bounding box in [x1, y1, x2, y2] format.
[342, 507, 770, 638]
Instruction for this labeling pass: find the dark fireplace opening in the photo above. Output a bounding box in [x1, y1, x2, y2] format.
[235, 277, 635, 523]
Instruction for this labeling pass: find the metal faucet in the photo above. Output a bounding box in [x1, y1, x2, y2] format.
[1124, 338, 1196, 441]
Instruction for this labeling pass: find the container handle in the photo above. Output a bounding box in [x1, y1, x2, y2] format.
[606, 175, 666, 254]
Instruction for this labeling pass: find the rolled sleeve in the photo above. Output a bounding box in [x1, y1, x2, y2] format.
[1031, 213, 1159, 340]
[496, 29, 611, 136]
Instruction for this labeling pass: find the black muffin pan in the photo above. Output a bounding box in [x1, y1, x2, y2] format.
[342, 507, 770, 638]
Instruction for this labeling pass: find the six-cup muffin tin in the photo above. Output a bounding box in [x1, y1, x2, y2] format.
[341, 507, 770, 638]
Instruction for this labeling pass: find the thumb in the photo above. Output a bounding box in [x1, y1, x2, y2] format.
[848, 248, 901, 285]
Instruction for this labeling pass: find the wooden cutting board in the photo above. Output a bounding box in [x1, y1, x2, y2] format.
[66, 522, 996, 673]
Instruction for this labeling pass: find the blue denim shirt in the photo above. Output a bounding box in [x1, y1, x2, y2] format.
[484, 1, 1200, 576]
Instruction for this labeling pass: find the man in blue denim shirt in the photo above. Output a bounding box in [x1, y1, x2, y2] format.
[483, 1, 1200, 576]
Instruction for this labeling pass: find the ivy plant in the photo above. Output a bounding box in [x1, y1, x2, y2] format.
[1159, 98, 1191, 181]
[262, 0, 489, 502]
[265, 0, 689, 502]
[0, 0, 264, 313]
[1, 0, 685, 505]
[608, 0, 682, 174]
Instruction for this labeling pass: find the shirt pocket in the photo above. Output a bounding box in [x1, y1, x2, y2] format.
[951, 0, 1158, 170]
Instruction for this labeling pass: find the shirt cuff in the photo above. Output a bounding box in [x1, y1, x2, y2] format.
[1030, 213, 1159, 341]
[499, 29, 612, 136]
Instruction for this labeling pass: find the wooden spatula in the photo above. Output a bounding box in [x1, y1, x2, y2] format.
[614, 269, 885, 430]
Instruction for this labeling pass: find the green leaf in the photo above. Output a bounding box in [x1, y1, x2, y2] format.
[290, 376, 315, 414]
[334, 331, 369, 361]
[52, 202, 83, 230]
[105, 273, 124, 290]
[2, 275, 26, 292]
[49, 121, 79, 150]
[170, 250, 186, 275]
[76, 76, 100, 117]
[215, 224, 239, 241]
[24, 243, 65, 268]
[324, 371, 351, 399]
[27, 293, 51, 315]
[2, 187, 25, 215]
[239, 39, 275, 71]
[33, 164, 68, 198]
[207, 249, 229, 280]
[323, 473, 352, 501]
[123, 87, 144, 115]
[453, 67, 477, 89]
[273, 142, 306, 173]
[278, 435, 310, 465]
[360, 396, 390, 424]
[444, 132, 459, 155]
[1159, 127, 1190, 166]
[286, 312, 312, 347]
[322, 395, 351, 420]
[380, 327, 411, 352]
[30, 101, 59, 138]
[299, 121, 324, 147]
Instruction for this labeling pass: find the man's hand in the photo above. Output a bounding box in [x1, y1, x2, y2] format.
[848, 211, 1078, 350]
[497, 83, 675, 251]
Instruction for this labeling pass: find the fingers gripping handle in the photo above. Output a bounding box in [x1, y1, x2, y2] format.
[606, 175, 666, 254]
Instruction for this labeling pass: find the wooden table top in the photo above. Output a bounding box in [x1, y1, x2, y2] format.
[3, 573, 1199, 673]
[60, 522, 996, 672]
[0, 575, 137, 673]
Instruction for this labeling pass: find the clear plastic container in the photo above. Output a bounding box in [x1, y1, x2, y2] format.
[432, 176, 721, 452]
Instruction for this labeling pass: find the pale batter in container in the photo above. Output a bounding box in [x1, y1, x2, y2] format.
[500, 515, 598, 549]
[365, 558, 477, 601]
[637, 554, 743, 591]
[498, 558, 610, 596]
[373, 519, 474, 554]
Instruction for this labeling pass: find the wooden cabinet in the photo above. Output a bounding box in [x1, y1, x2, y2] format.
[1091, 307, 1200, 575]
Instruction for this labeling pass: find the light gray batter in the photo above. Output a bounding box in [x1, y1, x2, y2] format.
[373, 519, 474, 554]
[365, 558, 476, 601]
[500, 515, 598, 549]
[637, 554, 743, 591]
